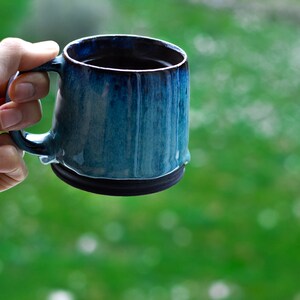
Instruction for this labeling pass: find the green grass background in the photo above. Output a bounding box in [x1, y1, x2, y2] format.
[1, 0, 300, 299]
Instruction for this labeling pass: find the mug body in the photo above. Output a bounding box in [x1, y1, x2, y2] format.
[50, 35, 190, 180]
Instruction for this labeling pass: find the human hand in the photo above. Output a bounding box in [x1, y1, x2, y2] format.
[0, 38, 59, 191]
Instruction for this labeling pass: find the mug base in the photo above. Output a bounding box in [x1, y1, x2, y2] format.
[51, 163, 185, 196]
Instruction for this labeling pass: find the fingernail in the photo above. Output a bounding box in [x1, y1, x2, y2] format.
[0, 109, 22, 129]
[14, 82, 35, 101]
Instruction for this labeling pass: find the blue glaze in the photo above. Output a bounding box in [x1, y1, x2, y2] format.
[9, 35, 190, 179]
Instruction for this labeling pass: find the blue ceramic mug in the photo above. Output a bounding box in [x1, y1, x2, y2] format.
[6, 34, 190, 196]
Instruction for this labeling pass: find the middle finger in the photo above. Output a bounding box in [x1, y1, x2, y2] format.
[8, 72, 50, 103]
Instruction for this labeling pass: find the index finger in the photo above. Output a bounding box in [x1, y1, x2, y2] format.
[0, 38, 59, 96]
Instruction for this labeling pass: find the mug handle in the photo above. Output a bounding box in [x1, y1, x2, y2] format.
[5, 55, 64, 159]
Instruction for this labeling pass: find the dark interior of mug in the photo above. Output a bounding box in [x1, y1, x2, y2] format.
[66, 35, 186, 71]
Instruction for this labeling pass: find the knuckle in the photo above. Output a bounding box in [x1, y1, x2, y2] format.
[0, 144, 28, 181]
[0, 144, 19, 168]
[0, 38, 23, 51]
[1, 144, 18, 160]
[1, 37, 22, 47]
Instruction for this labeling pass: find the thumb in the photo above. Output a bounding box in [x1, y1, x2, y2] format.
[0, 38, 59, 95]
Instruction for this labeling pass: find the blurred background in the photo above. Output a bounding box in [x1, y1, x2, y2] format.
[1, 0, 300, 299]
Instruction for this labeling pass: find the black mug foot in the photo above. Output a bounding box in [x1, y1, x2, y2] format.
[51, 163, 185, 196]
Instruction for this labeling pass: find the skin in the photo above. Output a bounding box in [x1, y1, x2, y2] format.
[0, 38, 59, 191]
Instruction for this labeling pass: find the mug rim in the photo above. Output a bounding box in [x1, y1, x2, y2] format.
[63, 34, 188, 73]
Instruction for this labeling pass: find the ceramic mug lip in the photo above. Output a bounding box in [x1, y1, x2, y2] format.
[63, 34, 188, 73]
